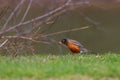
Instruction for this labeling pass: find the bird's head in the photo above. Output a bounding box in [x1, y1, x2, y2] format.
[59, 38, 68, 45]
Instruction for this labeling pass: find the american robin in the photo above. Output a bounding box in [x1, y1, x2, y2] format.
[59, 38, 88, 53]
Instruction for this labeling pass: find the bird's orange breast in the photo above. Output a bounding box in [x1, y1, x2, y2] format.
[67, 41, 80, 53]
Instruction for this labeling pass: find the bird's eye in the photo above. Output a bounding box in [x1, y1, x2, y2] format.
[63, 39, 66, 42]
[61, 39, 67, 44]
[63, 39, 65, 42]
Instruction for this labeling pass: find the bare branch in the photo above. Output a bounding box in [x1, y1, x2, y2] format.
[1, 0, 25, 31]
[15, 0, 33, 35]
[44, 26, 91, 37]
[1, 35, 50, 44]
[0, 0, 71, 35]
[0, 39, 8, 48]
[20, 0, 33, 22]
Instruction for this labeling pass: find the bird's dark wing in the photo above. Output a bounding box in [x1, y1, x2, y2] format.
[69, 39, 84, 48]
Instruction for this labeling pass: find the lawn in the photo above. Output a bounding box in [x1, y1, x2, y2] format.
[0, 53, 120, 80]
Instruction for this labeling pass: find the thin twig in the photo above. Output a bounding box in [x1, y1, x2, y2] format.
[0, 0, 71, 35]
[44, 26, 91, 36]
[0, 39, 8, 48]
[15, 0, 33, 34]
[1, 0, 25, 31]
[21, 0, 33, 22]
[1, 36, 50, 44]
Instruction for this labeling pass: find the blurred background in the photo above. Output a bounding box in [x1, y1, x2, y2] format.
[0, 0, 120, 54]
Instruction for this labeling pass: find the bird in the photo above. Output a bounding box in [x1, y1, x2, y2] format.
[59, 38, 88, 53]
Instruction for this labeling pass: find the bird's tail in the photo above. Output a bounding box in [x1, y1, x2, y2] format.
[80, 48, 88, 53]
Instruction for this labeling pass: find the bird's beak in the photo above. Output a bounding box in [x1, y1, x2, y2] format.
[58, 41, 62, 44]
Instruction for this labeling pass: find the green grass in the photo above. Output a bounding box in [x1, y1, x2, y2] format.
[0, 53, 120, 80]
